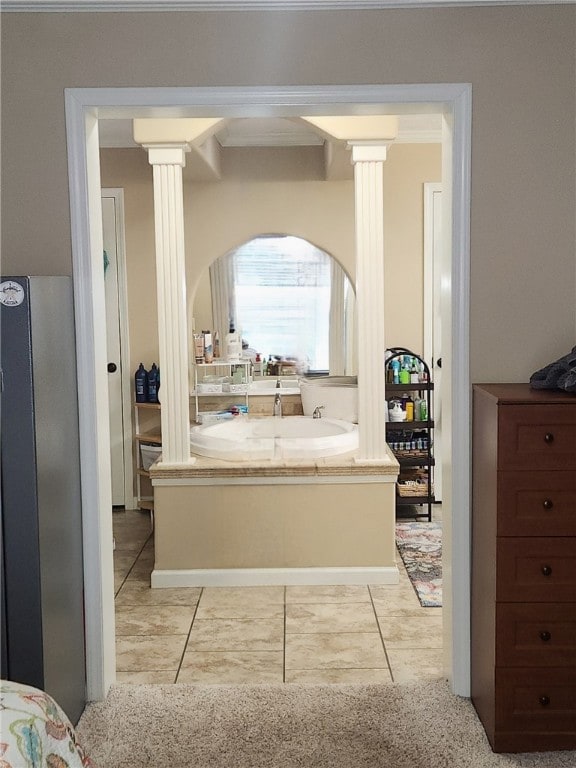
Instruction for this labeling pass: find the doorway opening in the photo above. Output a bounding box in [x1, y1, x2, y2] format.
[65, 83, 471, 700]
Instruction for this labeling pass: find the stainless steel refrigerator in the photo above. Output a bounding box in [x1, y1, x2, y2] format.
[0, 276, 86, 724]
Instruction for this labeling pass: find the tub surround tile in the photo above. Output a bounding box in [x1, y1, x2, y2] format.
[115, 605, 195, 636]
[115, 583, 202, 607]
[187, 618, 284, 652]
[386, 649, 444, 683]
[285, 602, 378, 633]
[115, 635, 187, 671]
[286, 585, 371, 604]
[285, 667, 393, 684]
[178, 651, 283, 684]
[285, 632, 387, 670]
[377, 615, 443, 649]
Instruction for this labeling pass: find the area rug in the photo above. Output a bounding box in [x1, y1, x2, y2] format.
[396, 521, 442, 607]
[76, 681, 575, 768]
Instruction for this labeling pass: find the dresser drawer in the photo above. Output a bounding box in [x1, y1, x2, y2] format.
[497, 538, 576, 602]
[497, 471, 576, 536]
[495, 667, 576, 736]
[498, 404, 576, 471]
[496, 603, 576, 666]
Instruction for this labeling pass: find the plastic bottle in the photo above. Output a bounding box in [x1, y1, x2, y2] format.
[420, 398, 428, 422]
[226, 320, 241, 362]
[203, 331, 213, 364]
[147, 363, 159, 403]
[410, 358, 420, 383]
[391, 359, 400, 384]
[135, 363, 148, 403]
[213, 331, 221, 359]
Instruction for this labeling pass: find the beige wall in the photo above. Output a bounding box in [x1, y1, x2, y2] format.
[100, 142, 441, 371]
[154, 481, 397, 571]
[2, 7, 575, 382]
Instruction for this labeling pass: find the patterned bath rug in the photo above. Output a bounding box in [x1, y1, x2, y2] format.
[395, 522, 442, 607]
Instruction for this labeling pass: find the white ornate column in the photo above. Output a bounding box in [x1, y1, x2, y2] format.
[145, 144, 194, 466]
[350, 143, 390, 461]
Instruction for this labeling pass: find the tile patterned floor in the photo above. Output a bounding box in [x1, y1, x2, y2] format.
[113, 509, 444, 685]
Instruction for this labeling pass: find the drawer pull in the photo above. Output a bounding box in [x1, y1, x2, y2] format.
[543, 432, 554, 444]
[541, 565, 553, 577]
[539, 696, 551, 707]
[539, 630, 552, 642]
[542, 499, 554, 510]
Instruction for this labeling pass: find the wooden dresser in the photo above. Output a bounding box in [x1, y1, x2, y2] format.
[472, 384, 576, 753]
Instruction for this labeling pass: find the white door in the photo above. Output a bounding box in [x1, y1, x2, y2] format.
[102, 192, 132, 507]
[424, 183, 443, 502]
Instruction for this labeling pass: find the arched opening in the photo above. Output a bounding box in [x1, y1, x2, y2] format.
[194, 234, 356, 376]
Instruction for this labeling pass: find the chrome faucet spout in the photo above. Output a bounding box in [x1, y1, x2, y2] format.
[312, 405, 325, 419]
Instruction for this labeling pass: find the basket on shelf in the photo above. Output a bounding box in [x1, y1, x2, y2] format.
[397, 480, 434, 497]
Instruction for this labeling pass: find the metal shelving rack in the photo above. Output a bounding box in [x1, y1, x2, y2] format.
[386, 349, 434, 522]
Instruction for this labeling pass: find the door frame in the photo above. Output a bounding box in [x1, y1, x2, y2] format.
[423, 181, 443, 502]
[65, 83, 471, 700]
[101, 188, 135, 509]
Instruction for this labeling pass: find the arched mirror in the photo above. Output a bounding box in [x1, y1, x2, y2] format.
[194, 234, 356, 375]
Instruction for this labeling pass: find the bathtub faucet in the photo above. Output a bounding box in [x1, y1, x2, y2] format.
[312, 406, 325, 419]
[273, 380, 282, 418]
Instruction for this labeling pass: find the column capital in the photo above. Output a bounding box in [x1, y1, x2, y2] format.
[348, 142, 392, 164]
[143, 143, 190, 168]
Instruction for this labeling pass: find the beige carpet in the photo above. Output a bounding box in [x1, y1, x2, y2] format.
[77, 681, 575, 768]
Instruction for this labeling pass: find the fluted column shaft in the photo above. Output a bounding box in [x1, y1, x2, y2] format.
[146, 144, 194, 466]
[351, 143, 389, 461]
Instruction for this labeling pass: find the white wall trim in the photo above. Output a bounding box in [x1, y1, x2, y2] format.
[151, 566, 400, 588]
[64, 82, 471, 700]
[3, 0, 569, 11]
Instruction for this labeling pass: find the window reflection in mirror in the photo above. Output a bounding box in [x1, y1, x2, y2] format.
[206, 235, 356, 375]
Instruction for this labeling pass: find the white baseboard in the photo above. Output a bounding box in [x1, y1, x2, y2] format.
[151, 565, 399, 588]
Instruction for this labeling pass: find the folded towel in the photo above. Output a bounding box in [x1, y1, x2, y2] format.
[530, 346, 576, 393]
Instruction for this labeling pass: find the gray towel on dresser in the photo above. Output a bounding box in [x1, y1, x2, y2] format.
[530, 346, 576, 393]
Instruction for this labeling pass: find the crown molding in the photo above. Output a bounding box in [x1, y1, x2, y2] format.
[1, 0, 570, 12]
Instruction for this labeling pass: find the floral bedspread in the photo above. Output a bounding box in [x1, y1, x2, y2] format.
[0, 680, 92, 768]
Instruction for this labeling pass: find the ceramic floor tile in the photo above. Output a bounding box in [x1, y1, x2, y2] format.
[387, 648, 445, 683]
[187, 618, 284, 652]
[196, 587, 284, 618]
[114, 552, 138, 573]
[116, 635, 187, 671]
[285, 602, 379, 634]
[378, 615, 443, 649]
[115, 583, 201, 607]
[285, 667, 392, 684]
[285, 585, 371, 604]
[115, 605, 195, 636]
[285, 632, 387, 670]
[115, 670, 177, 684]
[178, 651, 283, 683]
[369, 585, 430, 617]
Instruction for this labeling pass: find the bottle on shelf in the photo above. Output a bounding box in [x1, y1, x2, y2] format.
[226, 320, 241, 362]
[410, 358, 420, 383]
[147, 363, 160, 403]
[203, 331, 214, 363]
[213, 330, 221, 359]
[135, 363, 148, 403]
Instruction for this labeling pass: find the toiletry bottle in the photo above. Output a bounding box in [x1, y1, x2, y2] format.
[147, 363, 159, 403]
[420, 398, 428, 422]
[399, 362, 410, 384]
[226, 320, 241, 362]
[135, 363, 148, 403]
[193, 332, 205, 364]
[410, 358, 420, 383]
[203, 331, 213, 363]
[213, 331, 221, 359]
[391, 359, 400, 384]
[405, 395, 414, 421]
